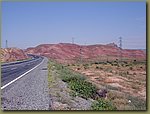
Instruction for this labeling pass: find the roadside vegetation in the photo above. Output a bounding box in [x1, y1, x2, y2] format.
[48, 58, 146, 110]
[48, 60, 116, 110]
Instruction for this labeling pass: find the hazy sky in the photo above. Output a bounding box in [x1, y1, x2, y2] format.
[2, 2, 146, 49]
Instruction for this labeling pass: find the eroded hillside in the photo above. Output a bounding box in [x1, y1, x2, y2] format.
[1, 48, 28, 63]
[25, 43, 146, 63]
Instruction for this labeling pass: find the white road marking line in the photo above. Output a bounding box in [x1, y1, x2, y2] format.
[1, 59, 44, 90]
[11, 67, 17, 70]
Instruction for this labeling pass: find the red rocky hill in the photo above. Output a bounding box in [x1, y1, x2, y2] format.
[1, 48, 28, 63]
[25, 43, 146, 63]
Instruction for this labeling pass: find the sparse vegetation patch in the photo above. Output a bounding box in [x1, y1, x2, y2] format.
[68, 60, 146, 110]
[91, 99, 117, 110]
[48, 60, 117, 110]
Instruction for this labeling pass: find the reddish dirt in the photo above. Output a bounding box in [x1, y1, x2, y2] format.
[69, 63, 146, 100]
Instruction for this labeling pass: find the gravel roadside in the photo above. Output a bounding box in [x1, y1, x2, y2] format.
[1, 57, 50, 110]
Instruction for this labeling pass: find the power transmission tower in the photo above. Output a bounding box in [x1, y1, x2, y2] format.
[6, 40, 8, 48]
[119, 37, 122, 62]
[72, 37, 74, 44]
[80, 46, 82, 63]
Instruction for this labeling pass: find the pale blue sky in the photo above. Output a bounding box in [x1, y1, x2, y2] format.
[2, 2, 146, 49]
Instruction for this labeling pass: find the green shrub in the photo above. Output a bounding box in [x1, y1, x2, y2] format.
[60, 67, 97, 99]
[61, 71, 86, 82]
[69, 90, 80, 97]
[54, 61, 97, 99]
[62, 74, 85, 82]
[91, 99, 117, 110]
[69, 79, 97, 99]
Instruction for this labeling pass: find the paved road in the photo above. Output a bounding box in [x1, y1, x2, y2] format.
[1, 56, 43, 87]
[1, 57, 50, 110]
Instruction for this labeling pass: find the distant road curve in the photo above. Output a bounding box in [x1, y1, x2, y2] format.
[1, 54, 44, 89]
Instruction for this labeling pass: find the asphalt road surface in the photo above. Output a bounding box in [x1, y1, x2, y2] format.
[1, 57, 50, 110]
[1, 56, 43, 87]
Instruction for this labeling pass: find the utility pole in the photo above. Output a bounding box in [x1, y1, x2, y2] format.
[6, 40, 8, 48]
[119, 37, 122, 62]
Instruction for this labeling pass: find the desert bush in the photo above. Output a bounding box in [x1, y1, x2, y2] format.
[61, 70, 85, 83]
[59, 66, 97, 99]
[55, 64, 97, 99]
[96, 66, 99, 69]
[91, 98, 117, 110]
[125, 64, 130, 67]
[69, 79, 97, 99]
[113, 63, 119, 66]
[62, 74, 85, 83]
[96, 66, 104, 70]
[72, 64, 75, 66]
[123, 61, 128, 64]
[129, 67, 133, 70]
[69, 90, 80, 97]
[83, 64, 89, 69]
[94, 62, 99, 64]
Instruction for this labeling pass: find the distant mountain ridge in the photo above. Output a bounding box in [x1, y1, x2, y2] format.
[25, 43, 146, 63]
[1, 43, 146, 63]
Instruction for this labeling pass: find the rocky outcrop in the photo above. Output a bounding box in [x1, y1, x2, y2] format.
[1, 48, 28, 63]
